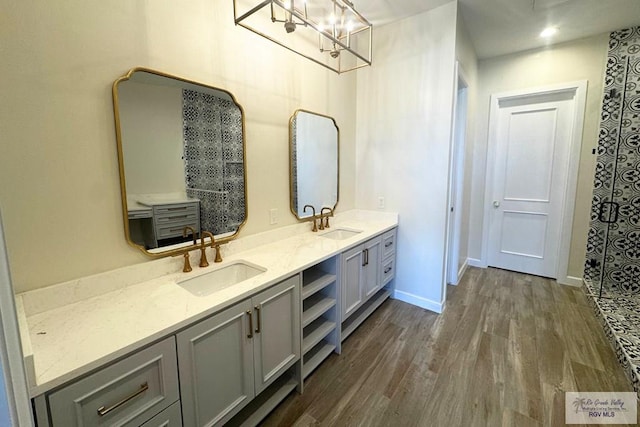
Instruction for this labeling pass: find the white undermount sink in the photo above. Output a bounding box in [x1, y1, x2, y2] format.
[319, 228, 362, 240]
[178, 261, 266, 297]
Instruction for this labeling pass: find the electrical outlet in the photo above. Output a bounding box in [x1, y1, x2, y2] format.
[378, 197, 385, 209]
[269, 208, 278, 225]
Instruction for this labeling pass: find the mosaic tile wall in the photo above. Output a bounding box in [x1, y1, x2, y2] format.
[584, 26, 640, 298]
[183, 89, 246, 235]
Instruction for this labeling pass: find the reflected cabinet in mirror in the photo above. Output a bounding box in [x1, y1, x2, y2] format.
[113, 68, 247, 256]
[289, 110, 339, 220]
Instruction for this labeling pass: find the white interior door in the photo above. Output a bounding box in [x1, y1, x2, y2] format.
[446, 69, 468, 285]
[487, 91, 575, 278]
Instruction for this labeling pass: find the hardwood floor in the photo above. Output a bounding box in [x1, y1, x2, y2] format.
[261, 267, 635, 426]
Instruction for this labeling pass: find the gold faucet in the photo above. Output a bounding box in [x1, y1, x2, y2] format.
[303, 205, 317, 232]
[199, 230, 223, 267]
[183, 226, 197, 245]
[199, 231, 214, 267]
[320, 207, 333, 229]
[181, 226, 198, 272]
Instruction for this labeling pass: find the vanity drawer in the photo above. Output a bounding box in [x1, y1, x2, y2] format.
[140, 401, 182, 427]
[381, 229, 396, 259]
[47, 337, 179, 427]
[129, 209, 153, 220]
[153, 203, 199, 220]
[156, 220, 201, 240]
[381, 256, 395, 286]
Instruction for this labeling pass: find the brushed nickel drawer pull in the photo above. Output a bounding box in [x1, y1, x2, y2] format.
[255, 306, 261, 333]
[246, 310, 254, 338]
[97, 382, 149, 416]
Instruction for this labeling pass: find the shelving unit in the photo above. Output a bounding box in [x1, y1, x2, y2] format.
[299, 256, 339, 382]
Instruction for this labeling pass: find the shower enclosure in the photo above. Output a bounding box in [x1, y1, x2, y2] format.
[584, 26, 640, 394]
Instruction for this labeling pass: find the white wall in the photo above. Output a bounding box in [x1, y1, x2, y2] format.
[355, 1, 458, 312]
[0, 0, 357, 293]
[454, 10, 479, 276]
[119, 82, 185, 196]
[467, 34, 609, 277]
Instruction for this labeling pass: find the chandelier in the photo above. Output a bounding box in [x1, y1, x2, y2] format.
[233, 0, 372, 74]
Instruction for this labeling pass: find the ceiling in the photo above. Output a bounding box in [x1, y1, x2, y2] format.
[354, 0, 640, 59]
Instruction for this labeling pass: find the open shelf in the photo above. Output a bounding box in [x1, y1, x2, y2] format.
[302, 294, 336, 327]
[226, 374, 297, 427]
[302, 269, 336, 300]
[303, 318, 336, 354]
[341, 288, 391, 342]
[303, 340, 336, 379]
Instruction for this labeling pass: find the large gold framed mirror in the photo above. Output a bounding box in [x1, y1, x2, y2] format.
[113, 67, 248, 257]
[289, 109, 339, 220]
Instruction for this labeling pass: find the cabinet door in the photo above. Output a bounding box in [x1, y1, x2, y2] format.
[177, 299, 254, 427]
[341, 245, 364, 319]
[252, 276, 300, 395]
[363, 237, 381, 298]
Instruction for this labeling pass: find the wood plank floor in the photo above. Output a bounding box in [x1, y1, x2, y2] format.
[261, 267, 635, 426]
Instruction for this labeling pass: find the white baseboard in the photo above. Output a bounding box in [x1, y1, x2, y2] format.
[467, 258, 485, 268]
[557, 275, 583, 287]
[393, 290, 444, 313]
[457, 259, 469, 282]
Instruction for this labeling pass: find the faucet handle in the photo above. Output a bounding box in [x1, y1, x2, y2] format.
[214, 244, 223, 263]
[320, 207, 333, 228]
[183, 252, 192, 273]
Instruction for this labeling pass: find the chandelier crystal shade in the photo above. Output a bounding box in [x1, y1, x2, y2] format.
[233, 0, 372, 73]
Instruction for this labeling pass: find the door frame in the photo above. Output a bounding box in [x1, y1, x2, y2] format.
[445, 61, 469, 285]
[480, 81, 587, 285]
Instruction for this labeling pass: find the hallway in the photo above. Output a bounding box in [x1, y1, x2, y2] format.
[262, 267, 634, 426]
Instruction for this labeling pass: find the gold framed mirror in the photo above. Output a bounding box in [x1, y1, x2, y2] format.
[113, 67, 248, 257]
[289, 109, 339, 220]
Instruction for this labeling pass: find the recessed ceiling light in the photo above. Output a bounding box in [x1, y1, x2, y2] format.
[540, 27, 558, 38]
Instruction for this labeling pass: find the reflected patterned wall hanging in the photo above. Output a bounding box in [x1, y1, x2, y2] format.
[182, 89, 245, 235]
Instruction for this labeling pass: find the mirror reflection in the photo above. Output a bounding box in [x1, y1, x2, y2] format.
[290, 110, 339, 219]
[114, 68, 247, 255]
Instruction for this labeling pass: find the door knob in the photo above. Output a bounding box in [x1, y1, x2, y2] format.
[493, 201, 500, 208]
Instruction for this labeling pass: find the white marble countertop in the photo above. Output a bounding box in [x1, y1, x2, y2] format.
[16, 210, 398, 397]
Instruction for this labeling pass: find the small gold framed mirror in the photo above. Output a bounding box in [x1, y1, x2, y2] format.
[113, 67, 248, 257]
[289, 109, 339, 220]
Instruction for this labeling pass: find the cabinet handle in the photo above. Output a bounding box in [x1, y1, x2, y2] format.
[362, 249, 367, 267]
[385, 241, 393, 248]
[168, 215, 189, 220]
[97, 382, 149, 417]
[255, 305, 261, 333]
[246, 310, 253, 338]
[365, 249, 369, 266]
[384, 266, 392, 274]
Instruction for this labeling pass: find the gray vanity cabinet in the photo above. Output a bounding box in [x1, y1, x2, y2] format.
[177, 298, 254, 427]
[341, 236, 382, 319]
[251, 276, 300, 395]
[340, 229, 396, 341]
[45, 337, 180, 427]
[362, 238, 382, 299]
[177, 275, 300, 427]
